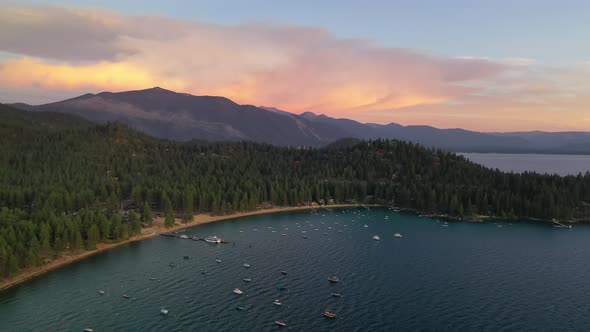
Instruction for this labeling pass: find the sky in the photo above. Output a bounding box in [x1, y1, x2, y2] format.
[0, 0, 589, 131]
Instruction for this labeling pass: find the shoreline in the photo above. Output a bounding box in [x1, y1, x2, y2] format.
[0, 204, 361, 292]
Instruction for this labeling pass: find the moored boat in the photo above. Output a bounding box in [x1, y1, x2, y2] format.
[328, 276, 340, 283]
[205, 235, 222, 243]
[323, 310, 337, 319]
[179, 234, 189, 239]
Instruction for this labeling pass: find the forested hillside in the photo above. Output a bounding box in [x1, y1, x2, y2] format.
[1, 112, 589, 278]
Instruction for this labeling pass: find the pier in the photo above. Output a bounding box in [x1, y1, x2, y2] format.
[159, 233, 230, 243]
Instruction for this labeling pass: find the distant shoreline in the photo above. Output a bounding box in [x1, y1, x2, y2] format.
[0, 204, 362, 292]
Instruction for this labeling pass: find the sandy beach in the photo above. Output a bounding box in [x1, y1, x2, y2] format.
[0, 204, 361, 292]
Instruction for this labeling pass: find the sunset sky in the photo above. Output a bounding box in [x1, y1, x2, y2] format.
[1, 0, 589, 131]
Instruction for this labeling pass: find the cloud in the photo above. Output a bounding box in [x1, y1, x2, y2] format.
[0, 4, 587, 131]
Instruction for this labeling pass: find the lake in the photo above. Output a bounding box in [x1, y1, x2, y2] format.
[1, 207, 589, 331]
[461, 153, 590, 176]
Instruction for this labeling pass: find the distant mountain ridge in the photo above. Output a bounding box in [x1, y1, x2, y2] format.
[7, 87, 590, 154]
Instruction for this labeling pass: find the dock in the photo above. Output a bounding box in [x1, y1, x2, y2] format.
[552, 219, 572, 229]
[159, 233, 229, 243]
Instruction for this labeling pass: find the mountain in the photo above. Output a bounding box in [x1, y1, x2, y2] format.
[13, 87, 350, 146]
[9, 87, 590, 154]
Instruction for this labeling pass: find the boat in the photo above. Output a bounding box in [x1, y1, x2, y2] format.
[205, 235, 222, 243]
[280, 271, 288, 275]
[98, 290, 105, 295]
[215, 259, 222, 263]
[149, 277, 156, 280]
[236, 306, 246, 311]
[275, 320, 287, 327]
[183, 255, 190, 260]
[243, 278, 252, 282]
[276, 284, 287, 290]
[169, 262, 176, 267]
[372, 235, 381, 241]
[331, 292, 342, 297]
[179, 234, 189, 239]
[83, 328, 94, 332]
[363, 224, 368, 228]
[233, 288, 243, 295]
[273, 299, 283, 306]
[160, 308, 169, 315]
[323, 310, 337, 319]
[122, 294, 130, 299]
[328, 276, 340, 283]
[243, 263, 251, 268]
[394, 233, 402, 238]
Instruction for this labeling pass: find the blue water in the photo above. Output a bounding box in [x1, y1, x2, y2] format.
[1, 208, 590, 331]
[461, 153, 590, 176]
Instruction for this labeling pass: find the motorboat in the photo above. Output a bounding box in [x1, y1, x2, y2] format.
[205, 236, 222, 243]
[328, 276, 340, 283]
[280, 271, 288, 275]
[273, 299, 283, 306]
[215, 259, 222, 263]
[275, 320, 287, 327]
[122, 294, 130, 299]
[394, 233, 402, 238]
[331, 292, 342, 297]
[179, 234, 189, 239]
[323, 310, 337, 319]
[98, 290, 105, 295]
[160, 308, 169, 315]
[243, 263, 251, 268]
[372, 235, 381, 241]
[243, 278, 252, 282]
[233, 288, 243, 295]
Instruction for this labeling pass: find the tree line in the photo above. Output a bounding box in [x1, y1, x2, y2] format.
[0, 120, 588, 278]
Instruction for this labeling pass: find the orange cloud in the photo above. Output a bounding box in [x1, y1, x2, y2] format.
[0, 5, 588, 132]
[0, 58, 186, 91]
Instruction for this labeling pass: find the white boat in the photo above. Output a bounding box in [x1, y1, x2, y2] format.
[363, 224, 368, 228]
[394, 233, 402, 238]
[83, 328, 94, 332]
[205, 236, 222, 243]
[160, 308, 169, 315]
[215, 259, 222, 263]
[372, 235, 381, 241]
[331, 292, 342, 297]
[233, 288, 243, 295]
[273, 299, 283, 306]
[243, 263, 251, 268]
[98, 290, 105, 295]
[243, 278, 252, 282]
[179, 234, 189, 239]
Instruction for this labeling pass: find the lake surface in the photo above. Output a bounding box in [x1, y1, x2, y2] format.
[2, 208, 590, 331]
[461, 153, 590, 176]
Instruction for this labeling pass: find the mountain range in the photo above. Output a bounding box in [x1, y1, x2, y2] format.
[7, 87, 590, 154]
